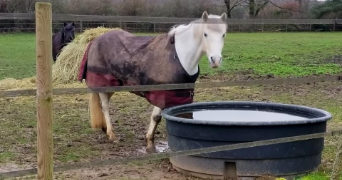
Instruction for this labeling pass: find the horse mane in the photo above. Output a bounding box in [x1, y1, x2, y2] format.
[208, 14, 222, 19]
[167, 19, 203, 39]
[167, 14, 225, 38]
[167, 24, 189, 38]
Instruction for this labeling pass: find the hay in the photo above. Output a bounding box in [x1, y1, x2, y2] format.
[52, 27, 122, 84]
[0, 77, 88, 91]
[0, 77, 36, 90]
[0, 27, 121, 91]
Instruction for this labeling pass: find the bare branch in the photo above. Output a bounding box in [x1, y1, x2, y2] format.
[268, 0, 303, 13]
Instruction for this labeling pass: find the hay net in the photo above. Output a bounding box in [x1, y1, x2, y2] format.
[52, 27, 122, 84]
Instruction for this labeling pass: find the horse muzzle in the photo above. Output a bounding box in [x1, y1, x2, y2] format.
[209, 56, 222, 68]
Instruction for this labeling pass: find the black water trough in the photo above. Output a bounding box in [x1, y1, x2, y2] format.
[161, 101, 332, 180]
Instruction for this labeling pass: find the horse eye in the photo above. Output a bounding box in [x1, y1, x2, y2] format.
[223, 34, 226, 38]
[204, 33, 207, 37]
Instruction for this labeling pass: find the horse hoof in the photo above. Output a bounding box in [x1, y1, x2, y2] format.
[108, 134, 118, 142]
[146, 146, 157, 154]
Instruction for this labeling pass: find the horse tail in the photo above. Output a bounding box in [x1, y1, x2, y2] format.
[89, 93, 106, 131]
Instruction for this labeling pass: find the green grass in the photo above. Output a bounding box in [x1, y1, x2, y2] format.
[216, 32, 342, 77]
[0, 32, 341, 80]
[0, 33, 36, 79]
[0, 151, 14, 163]
[298, 172, 329, 180]
[296, 172, 342, 180]
[0, 32, 341, 179]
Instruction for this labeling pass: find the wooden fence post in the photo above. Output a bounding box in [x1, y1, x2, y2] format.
[330, 136, 342, 180]
[80, 21, 83, 33]
[286, 24, 288, 32]
[35, 2, 53, 180]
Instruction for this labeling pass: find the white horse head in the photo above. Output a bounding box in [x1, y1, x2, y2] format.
[168, 11, 228, 75]
[199, 11, 227, 68]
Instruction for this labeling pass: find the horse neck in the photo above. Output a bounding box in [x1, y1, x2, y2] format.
[174, 25, 204, 76]
[60, 29, 65, 43]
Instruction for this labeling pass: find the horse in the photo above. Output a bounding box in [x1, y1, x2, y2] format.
[78, 11, 228, 153]
[52, 22, 75, 62]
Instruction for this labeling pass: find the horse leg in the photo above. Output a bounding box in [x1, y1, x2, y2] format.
[89, 93, 106, 130]
[146, 106, 162, 153]
[99, 92, 117, 141]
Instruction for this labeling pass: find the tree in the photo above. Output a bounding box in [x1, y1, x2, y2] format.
[311, 0, 342, 18]
[222, 0, 270, 18]
[2, 0, 37, 13]
[0, 0, 7, 13]
[266, 0, 303, 18]
[248, 0, 270, 18]
[224, 0, 246, 18]
[117, 0, 146, 16]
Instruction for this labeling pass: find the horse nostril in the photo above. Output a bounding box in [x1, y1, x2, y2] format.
[210, 57, 215, 63]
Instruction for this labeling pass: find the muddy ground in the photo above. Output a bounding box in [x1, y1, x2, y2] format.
[0, 75, 342, 180]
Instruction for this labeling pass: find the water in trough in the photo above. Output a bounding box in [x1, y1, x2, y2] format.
[175, 109, 310, 122]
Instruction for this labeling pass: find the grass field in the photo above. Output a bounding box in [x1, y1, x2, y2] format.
[0, 32, 342, 180]
[0, 32, 341, 80]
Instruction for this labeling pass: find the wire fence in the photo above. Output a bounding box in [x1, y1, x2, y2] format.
[1, 75, 341, 98]
[1, 129, 342, 179]
[1, 9, 342, 179]
[0, 75, 342, 179]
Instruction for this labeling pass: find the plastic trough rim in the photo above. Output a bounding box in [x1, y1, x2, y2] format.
[161, 101, 332, 126]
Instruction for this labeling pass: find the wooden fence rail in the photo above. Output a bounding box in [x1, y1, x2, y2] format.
[1, 13, 341, 25]
[1, 75, 341, 98]
[1, 13, 341, 33]
[0, 7, 342, 180]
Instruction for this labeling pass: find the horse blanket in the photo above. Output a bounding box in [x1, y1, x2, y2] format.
[78, 29, 200, 109]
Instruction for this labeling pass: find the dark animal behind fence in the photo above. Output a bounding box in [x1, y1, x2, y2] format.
[52, 22, 75, 62]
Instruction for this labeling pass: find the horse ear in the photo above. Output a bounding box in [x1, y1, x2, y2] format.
[64, 22, 67, 26]
[221, 12, 227, 21]
[72, 22, 75, 26]
[202, 11, 209, 21]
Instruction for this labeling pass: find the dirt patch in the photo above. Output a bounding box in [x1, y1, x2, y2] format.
[52, 160, 199, 180]
[5, 160, 201, 180]
[1, 78, 342, 180]
[198, 72, 275, 83]
[0, 163, 35, 173]
[324, 55, 342, 64]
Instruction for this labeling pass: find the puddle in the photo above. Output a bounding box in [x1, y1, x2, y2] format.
[137, 141, 169, 154]
[155, 141, 169, 152]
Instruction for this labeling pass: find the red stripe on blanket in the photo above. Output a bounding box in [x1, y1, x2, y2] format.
[84, 71, 194, 109]
[144, 90, 194, 109]
[85, 71, 121, 87]
[78, 41, 93, 82]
